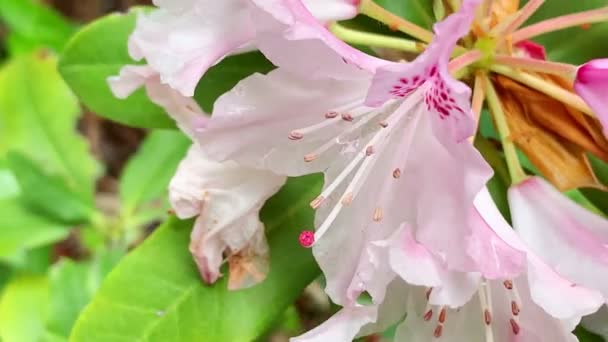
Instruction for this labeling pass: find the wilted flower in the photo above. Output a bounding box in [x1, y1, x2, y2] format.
[169, 144, 286, 288]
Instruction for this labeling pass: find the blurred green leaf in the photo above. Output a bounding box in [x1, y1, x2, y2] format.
[576, 326, 606, 342]
[44, 251, 123, 340]
[0, 52, 98, 200]
[70, 175, 322, 342]
[0, 199, 68, 261]
[0, 0, 75, 55]
[119, 130, 190, 218]
[580, 155, 608, 215]
[59, 9, 274, 129]
[7, 153, 95, 225]
[373, 0, 435, 29]
[0, 275, 48, 342]
[525, 0, 608, 64]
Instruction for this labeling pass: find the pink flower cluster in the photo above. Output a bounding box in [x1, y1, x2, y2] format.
[109, 0, 608, 340]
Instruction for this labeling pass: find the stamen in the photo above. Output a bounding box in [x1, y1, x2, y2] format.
[433, 325, 443, 338]
[478, 281, 495, 342]
[484, 310, 492, 325]
[393, 168, 401, 179]
[341, 113, 354, 122]
[373, 207, 383, 222]
[325, 111, 338, 119]
[341, 192, 354, 206]
[426, 288, 433, 301]
[365, 146, 375, 156]
[493, 55, 576, 78]
[511, 301, 520, 316]
[438, 307, 447, 323]
[503, 280, 513, 290]
[424, 309, 433, 321]
[304, 153, 318, 162]
[288, 131, 304, 140]
[379, 121, 388, 128]
[310, 195, 325, 209]
[509, 318, 521, 335]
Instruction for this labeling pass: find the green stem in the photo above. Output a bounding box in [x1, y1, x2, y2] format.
[330, 23, 427, 53]
[482, 75, 527, 184]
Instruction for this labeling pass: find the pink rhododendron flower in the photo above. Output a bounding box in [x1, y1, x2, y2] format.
[294, 189, 601, 341]
[169, 144, 286, 288]
[509, 176, 608, 305]
[197, 0, 504, 307]
[574, 58, 608, 136]
[115, 0, 359, 98]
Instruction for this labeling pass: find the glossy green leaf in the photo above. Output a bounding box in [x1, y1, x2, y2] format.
[373, 0, 435, 29]
[525, 0, 608, 64]
[7, 153, 95, 225]
[45, 252, 123, 340]
[0, 0, 75, 54]
[119, 130, 190, 217]
[0, 199, 69, 261]
[70, 175, 323, 342]
[0, 52, 98, 200]
[59, 9, 274, 129]
[576, 326, 606, 342]
[0, 275, 48, 342]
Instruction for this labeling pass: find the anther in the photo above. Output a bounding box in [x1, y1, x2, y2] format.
[289, 131, 304, 140]
[365, 146, 375, 156]
[425, 288, 433, 301]
[511, 301, 520, 316]
[325, 111, 338, 119]
[298, 230, 315, 248]
[438, 308, 447, 323]
[379, 121, 388, 128]
[341, 192, 353, 205]
[304, 153, 318, 162]
[433, 325, 443, 338]
[484, 310, 492, 325]
[393, 168, 401, 179]
[509, 318, 520, 335]
[423, 309, 433, 321]
[341, 113, 354, 122]
[373, 207, 383, 222]
[310, 196, 325, 209]
[503, 280, 513, 290]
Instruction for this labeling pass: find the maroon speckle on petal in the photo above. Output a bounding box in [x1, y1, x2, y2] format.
[412, 76, 420, 84]
[429, 65, 437, 77]
[299, 231, 315, 248]
[440, 92, 448, 101]
[400, 78, 409, 84]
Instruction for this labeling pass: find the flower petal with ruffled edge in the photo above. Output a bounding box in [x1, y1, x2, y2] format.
[168, 144, 286, 287]
[107, 65, 208, 138]
[509, 176, 608, 302]
[574, 58, 608, 136]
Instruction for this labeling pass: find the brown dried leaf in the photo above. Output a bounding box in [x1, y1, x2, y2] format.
[494, 76, 606, 191]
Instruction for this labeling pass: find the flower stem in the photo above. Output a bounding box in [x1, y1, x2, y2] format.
[493, 55, 577, 79]
[329, 23, 427, 53]
[482, 75, 527, 184]
[358, 0, 434, 43]
[512, 6, 608, 43]
[490, 64, 593, 116]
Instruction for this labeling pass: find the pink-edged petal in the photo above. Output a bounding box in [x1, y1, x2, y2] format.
[515, 40, 547, 60]
[468, 189, 526, 280]
[404, 110, 493, 273]
[108, 65, 208, 138]
[199, 68, 371, 176]
[575, 58, 608, 136]
[250, 0, 387, 78]
[509, 176, 608, 300]
[169, 144, 286, 287]
[127, 1, 254, 97]
[366, 0, 480, 144]
[291, 305, 378, 342]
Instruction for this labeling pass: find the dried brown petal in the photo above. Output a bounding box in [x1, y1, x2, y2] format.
[494, 75, 606, 191]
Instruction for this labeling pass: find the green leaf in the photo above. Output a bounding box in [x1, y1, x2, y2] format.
[0, 199, 69, 261]
[576, 326, 606, 342]
[0, 0, 75, 54]
[580, 154, 608, 216]
[525, 0, 608, 64]
[0, 52, 98, 200]
[373, 0, 435, 29]
[7, 153, 95, 225]
[0, 275, 48, 342]
[119, 130, 190, 217]
[45, 252, 123, 340]
[70, 175, 323, 342]
[59, 9, 274, 128]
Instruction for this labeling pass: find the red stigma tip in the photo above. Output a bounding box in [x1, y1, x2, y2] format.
[299, 230, 315, 248]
